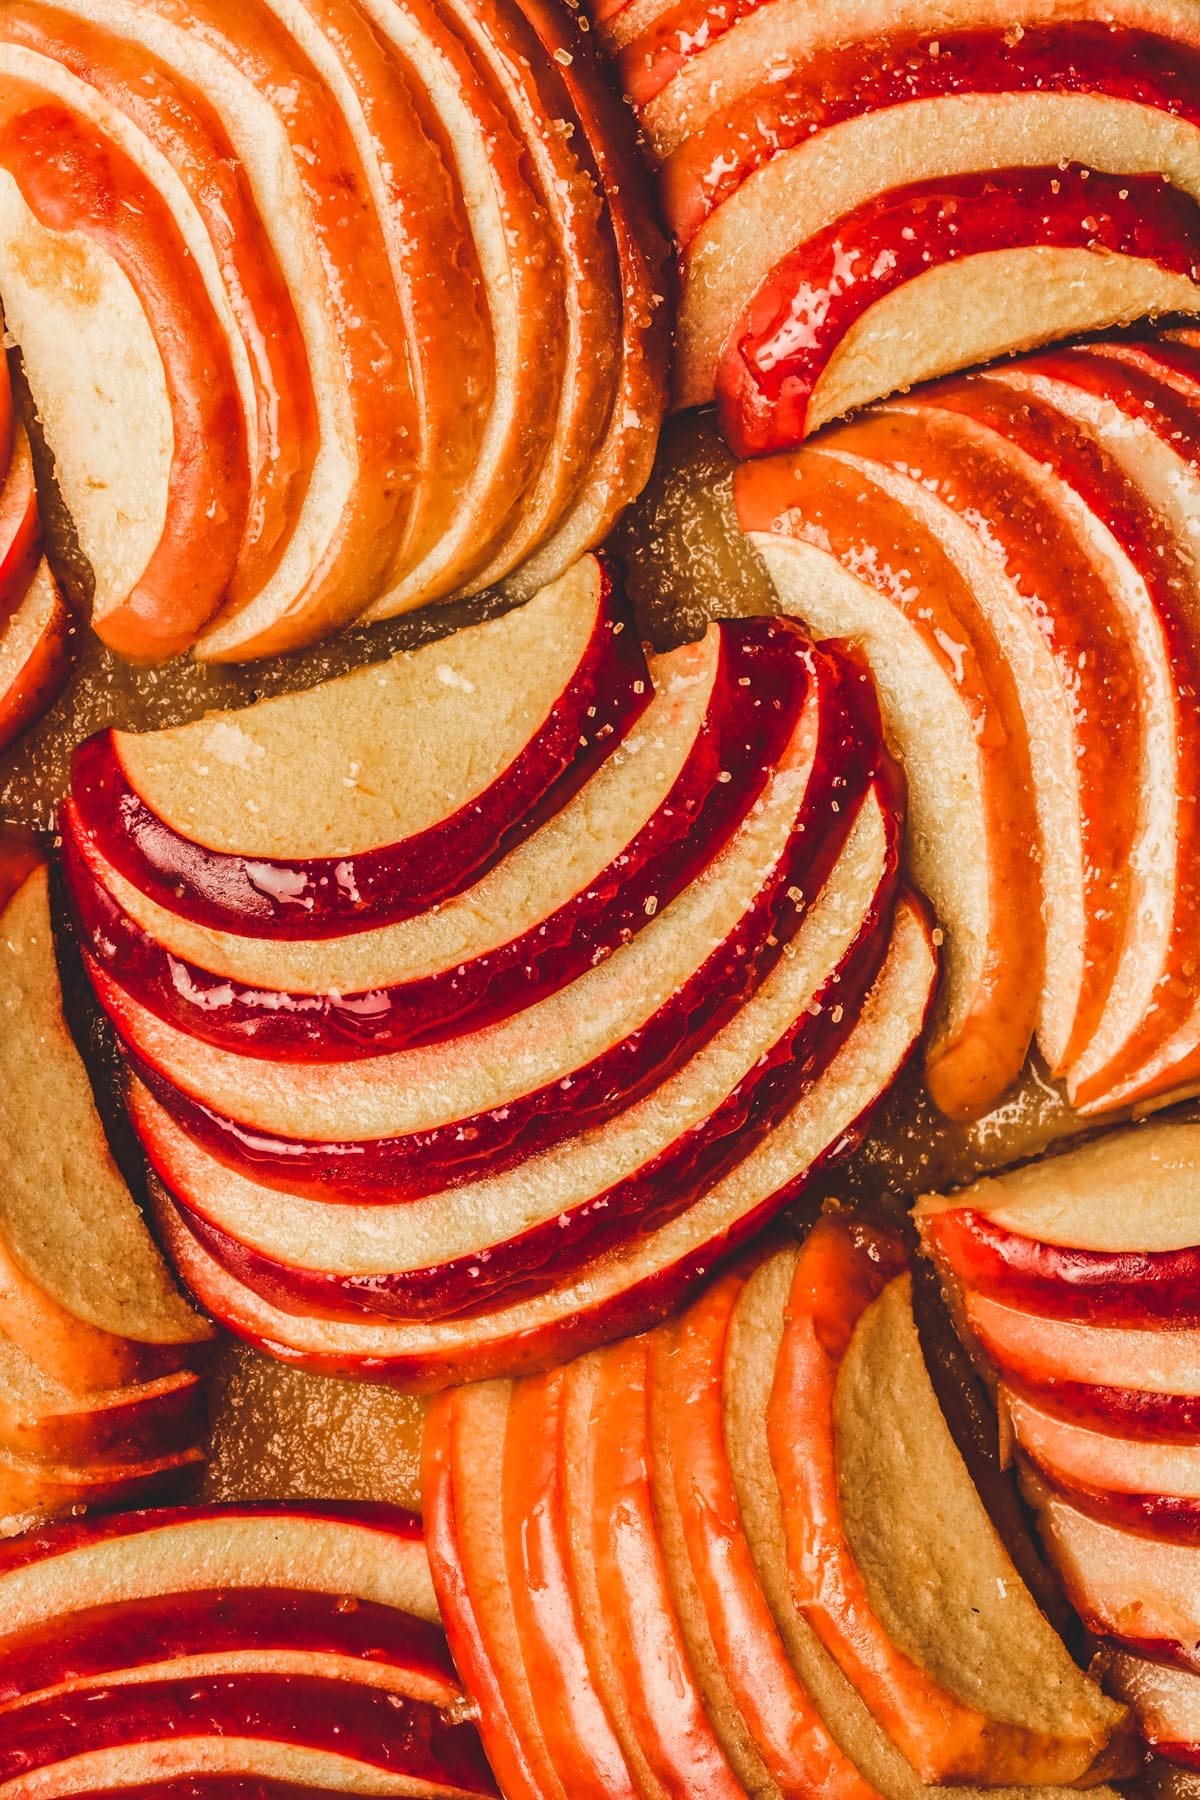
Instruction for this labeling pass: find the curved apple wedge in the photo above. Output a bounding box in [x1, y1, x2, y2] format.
[69, 557, 648, 941]
[0, 857, 211, 1395]
[0, 561, 73, 760]
[769, 1219, 1128, 1784]
[99, 641, 881, 1198]
[0, 1345, 204, 1469]
[64, 616, 809, 1061]
[916, 1121, 1200, 1328]
[1095, 1648, 1200, 1769]
[131, 781, 897, 1323]
[152, 896, 936, 1385]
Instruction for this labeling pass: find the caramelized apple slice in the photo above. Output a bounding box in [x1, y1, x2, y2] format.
[769, 1221, 1129, 1782]
[0, 428, 41, 631]
[150, 895, 935, 1385]
[66, 618, 804, 1059]
[1096, 1648, 1200, 1769]
[0, 1740, 488, 1798]
[737, 444, 1039, 1119]
[0, 1441, 203, 1534]
[0, 562, 72, 761]
[133, 783, 895, 1321]
[0, 861, 210, 1392]
[70, 558, 647, 941]
[0, 1345, 204, 1469]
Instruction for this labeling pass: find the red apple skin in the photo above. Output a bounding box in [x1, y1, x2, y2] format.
[64, 617, 812, 1061]
[993, 1369, 1200, 1448]
[20, 1787, 424, 1800]
[1018, 1452, 1200, 1549]
[108, 647, 888, 1203]
[0, 1673, 498, 1794]
[716, 165, 1200, 459]
[0, 97, 250, 659]
[924, 1208, 1200, 1327]
[0, 1370, 206, 1469]
[663, 24, 1200, 241]
[148, 821, 895, 1323]
[0, 569, 73, 760]
[0, 437, 42, 631]
[0, 1587, 456, 1710]
[69, 563, 650, 942]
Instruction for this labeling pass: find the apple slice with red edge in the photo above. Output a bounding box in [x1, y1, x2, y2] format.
[736, 440, 1039, 1120]
[70, 558, 648, 942]
[916, 1121, 1200, 1328]
[64, 616, 809, 1061]
[0, 428, 41, 632]
[1095, 1648, 1200, 1770]
[0, 1347, 205, 1470]
[0, 1742, 488, 1799]
[98, 640, 880, 1200]
[131, 781, 897, 1323]
[0, 561, 72, 761]
[148, 894, 935, 1386]
[0, 858, 211, 1393]
[0, 1440, 204, 1532]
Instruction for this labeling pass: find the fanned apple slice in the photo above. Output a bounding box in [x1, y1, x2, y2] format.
[133, 782, 895, 1322]
[0, 1588, 460, 1713]
[769, 1221, 1127, 1783]
[916, 1122, 1200, 1327]
[150, 895, 935, 1386]
[0, 860, 210, 1393]
[70, 559, 648, 942]
[0, 1441, 204, 1533]
[0, 1674, 497, 1799]
[0, 1347, 204, 1469]
[0, 1503, 438, 1632]
[0, 428, 41, 630]
[1096, 1648, 1200, 1768]
[651, 1263, 876, 1800]
[0, 67, 250, 656]
[66, 618, 806, 1059]
[0, 1742, 487, 1799]
[0, 562, 72, 760]
[737, 443, 1039, 1120]
[102, 642, 878, 1196]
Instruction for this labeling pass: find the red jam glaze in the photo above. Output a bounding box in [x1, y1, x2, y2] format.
[0, 97, 250, 657]
[67, 564, 651, 942]
[110, 648, 890, 1202]
[153, 830, 897, 1324]
[716, 164, 1200, 459]
[63, 618, 811, 1062]
[1017, 1459, 1200, 1549]
[664, 25, 1200, 242]
[0, 1674, 499, 1794]
[0, 1587, 457, 1706]
[927, 1209, 1200, 1327]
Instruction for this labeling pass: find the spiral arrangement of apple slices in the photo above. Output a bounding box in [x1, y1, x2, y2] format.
[424, 1213, 1133, 1800]
[0, 1500, 499, 1797]
[919, 1123, 1200, 1776]
[0, 841, 211, 1533]
[591, 0, 1200, 453]
[0, 0, 668, 664]
[61, 553, 934, 1385]
[735, 325, 1200, 1124]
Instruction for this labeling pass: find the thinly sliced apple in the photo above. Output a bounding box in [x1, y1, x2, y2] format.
[0, 1673, 497, 1798]
[917, 1122, 1200, 1326]
[651, 1264, 875, 1800]
[0, 1441, 203, 1532]
[0, 1739, 488, 1798]
[70, 559, 647, 941]
[1096, 1648, 1200, 1766]
[150, 895, 935, 1385]
[965, 1293, 1200, 1443]
[0, 1346, 204, 1469]
[1004, 1385, 1200, 1529]
[737, 447, 1038, 1119]
[134, 783, 895, 1321]
[0, 428, 41, 630]
[101, 644, 879, 1196]
[66, 618, 808, 1059]
[0, 562, 72, 760]
[0, 862, 210, 1392]
[0, 71, 250, 657]
[0, 1503, 438, 1632]
[0, 1587, 459, 1713]
[769, 1222, 1126, 1782]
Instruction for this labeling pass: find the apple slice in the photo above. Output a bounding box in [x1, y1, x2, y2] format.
[0, 1441, 204, 1533]
[0, 1674, 498, 1798]
[150, 894, 935, 1386]
[769, 1219, 1126, 1782]
[0, 859, 211, 1393]
[70, 557, 647, 941]
[133, 781, 896, 1322]
[98, 642, 879, 1197]
[0, 72, 251, 656]
[0, 561, 72, 760]
[65, 617, 809, 1060]
[916, 1121, 1200, 1327]
[964, 1293, 1200, 1444]
[651, 1262, 876, 1800]
[0, 1742, 489, 1799]
[737, 443, 1038, 1119]
[0, 1345, 204, 1469]
[1095, 1648, 1200, 1768]
[0, 1587, 459, 1714]
[0, 427, 41, 631]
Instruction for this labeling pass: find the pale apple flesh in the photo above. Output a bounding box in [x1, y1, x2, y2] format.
[0, 1345, 204, 1468]
[0, 561, 72, 760]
